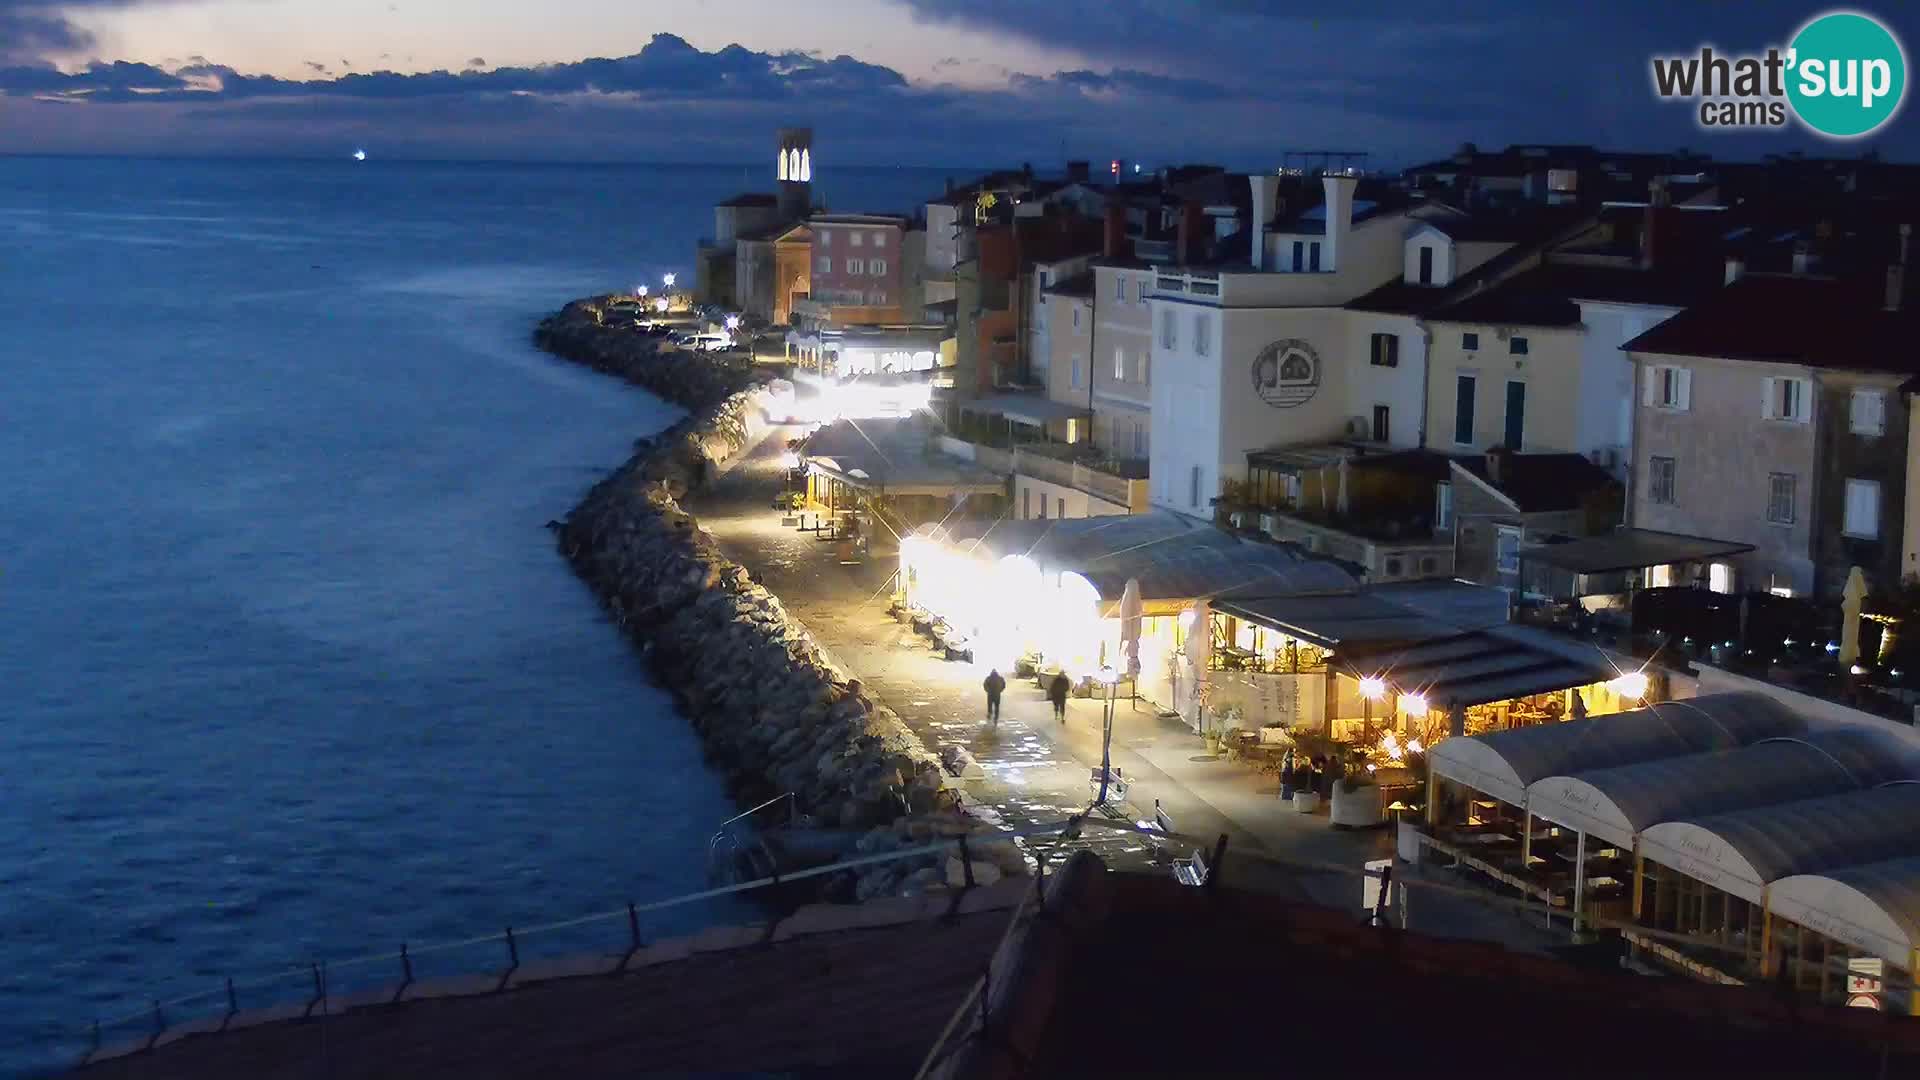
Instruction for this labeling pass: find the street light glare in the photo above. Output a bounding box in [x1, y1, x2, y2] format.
[662, 273, 677, 288]
[1357, 676, 1387, 701]
[637, 284, 649, 297]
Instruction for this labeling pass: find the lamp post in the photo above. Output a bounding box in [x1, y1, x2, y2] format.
[1359, 675, 1387, 739]
[1095, 665, 1120, 806]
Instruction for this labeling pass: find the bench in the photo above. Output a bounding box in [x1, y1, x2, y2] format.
[1088, 766, 1128, 803]
[1173, 846, 1209, 887]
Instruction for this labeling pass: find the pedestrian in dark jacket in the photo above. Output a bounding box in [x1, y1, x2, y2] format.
[982, 669, 1006, 723]
[1048, 672, 1072, 723]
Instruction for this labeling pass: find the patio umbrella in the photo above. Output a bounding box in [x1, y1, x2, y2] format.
[1119, 578, 1143, 679]
[1183, 599, 1211, 728]
[1839, 566, 1867, 667]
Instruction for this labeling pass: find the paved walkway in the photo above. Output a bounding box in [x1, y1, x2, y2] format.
[692, 426, 1567, 948]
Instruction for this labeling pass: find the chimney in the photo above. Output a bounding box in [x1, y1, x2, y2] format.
[1321, 173, 1359, 274]
[1640, 178, 1672, 270]
[1888, 224, 1912, 311]
[1176, 202, 1205, 266]
[1247, 174, 1278, 271]
[1485, 446, 1512, 486]
[1103, 203, 1127, 259]
[1724, 257, 1745, 285]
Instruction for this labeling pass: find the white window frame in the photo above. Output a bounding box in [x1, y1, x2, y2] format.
[1763, 375, 1811, 423]
[1851, 389, 1887, 436]
[1496, 526, 1522, 576]
[815, 256, 831, 273]
[1844, 478, 1881, 539]
[1113, 346, 1125, 381]
[846, 258, 863, 275]
[1115, 275, 1126, 301]
[818, 230, 831, 247]
[869, 258, 886, 276]
[1434, 482, 1453, 530]
[1643, 365, 1691, 411]
[1648, 455, 1676, 504]
[850, 231, 864, 247]
[1160, 309, 1176, 349]
[1194, 312, 1212, 357]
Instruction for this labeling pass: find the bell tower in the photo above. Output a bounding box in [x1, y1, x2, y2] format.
[777, 127, 813, 221]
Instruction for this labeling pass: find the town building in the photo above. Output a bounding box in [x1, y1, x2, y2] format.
[1624, 263, 1917, 602]
[695, 129, 814, 311]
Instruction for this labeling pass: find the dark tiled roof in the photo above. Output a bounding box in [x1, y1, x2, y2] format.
[1624, 272, 1920, 372]
[1454, 452, 1621, 513]
[717, 192, 777, 208]
[1430, 277, 1583, 327]
[1427, 259, 1726, 327]
[735, 219, 807, 243]
[1045, 270, 1095, 298]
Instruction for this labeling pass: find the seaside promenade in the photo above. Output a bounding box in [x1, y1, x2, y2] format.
[691, 423, 1563, 948]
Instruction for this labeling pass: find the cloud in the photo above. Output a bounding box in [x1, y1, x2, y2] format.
[0, 0, 213, 63]
[304, 60, 328, 74]
[466, 57, 486, 70]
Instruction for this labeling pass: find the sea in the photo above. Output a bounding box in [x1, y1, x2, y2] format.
[0, 155, 950, 1073]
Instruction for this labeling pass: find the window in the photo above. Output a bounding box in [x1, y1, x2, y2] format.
[1194, 313, 1212, 357]
[1371, 405, 1390, 443]
[1648, 456, 1676, 504]
[1384, 557, 1404, 578]
[1709, 563, 1734, 594]
[1113, 346, 1125, 380]
[1137, 280, 1149, 304]
[1115, 275, 1126, 301]
[1763, 376, 1810, 422]
[1072, 307, 1081, 329]
[1766, 472, 1796, 524]
[870, 258, 886, 276]
[1190, 465, 1202, 508]
[1292, 241, 1305, 272]
[1508, 336, 1529, 356]
[1851, 390, 1887, 435]
[850, 231, 864, 247]
[1132, 423, 1146, 457]
[846, 258, 863, 274]
[1462, 332, 1480, 351]
[1504, 381, 1526, 449]
[1649, 564, 1674, 588]
[1135, 350, 1149, 383]
[818, 231, 830, 246]
[1453, 374, 1476, 445]
[816, 256, 830, 273]
[1022, 488, 1031, 519]
[1057, 497, 1066, 518]
[1038, 495, 1047, 519]
[1160, 309, 1176, 349]
[1845, 479, 1881, 539]
[873, 231, 887, 247]
[1370, 333, 1399, 367]
[1645, 365, 1691, 410]
[1308, 243, 1321, 272]
[1496, 527, 1521, 576]
[869, 291, 888, 305]
[1071, 356, 1084, 389]
[1434, 483, 1453, 530]
[1418, 246, 1434, 285]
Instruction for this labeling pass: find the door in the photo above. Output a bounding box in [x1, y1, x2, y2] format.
[1292, 242, 1305, 272]
[1418, 246, 1434, 285]
[1371, 405, 1390, 444]
[1504, 381, 1526, 449]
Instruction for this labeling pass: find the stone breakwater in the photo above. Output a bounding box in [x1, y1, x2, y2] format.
[536, 299, 1024, 899]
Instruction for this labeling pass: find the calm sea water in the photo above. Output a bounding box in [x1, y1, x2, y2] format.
[0, 155, 948, 1072]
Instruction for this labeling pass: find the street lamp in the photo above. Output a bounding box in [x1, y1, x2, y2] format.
[662, 272, 677, 290]
[1358, 674, 1386, 737]
[637, 284, 649, 298]
[1095, 665, 1120, 806]
[725, 314, 741, 333]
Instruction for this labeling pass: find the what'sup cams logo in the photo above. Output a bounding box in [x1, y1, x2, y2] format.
[1651, 10, 1906, 138]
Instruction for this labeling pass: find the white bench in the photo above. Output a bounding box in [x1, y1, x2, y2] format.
[1173, 846, 1209, 887]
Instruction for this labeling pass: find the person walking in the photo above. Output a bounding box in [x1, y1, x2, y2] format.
[1047, 671, 1071, 723]
[982, 669, 1006, 725]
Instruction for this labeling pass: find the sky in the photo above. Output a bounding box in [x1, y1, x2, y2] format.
[0, 0, 1916, 167]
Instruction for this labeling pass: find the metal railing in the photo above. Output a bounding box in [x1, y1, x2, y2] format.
[706, 791, 801, 880]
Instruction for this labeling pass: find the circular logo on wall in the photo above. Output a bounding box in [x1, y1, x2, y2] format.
[1252, 339, 1321, 409]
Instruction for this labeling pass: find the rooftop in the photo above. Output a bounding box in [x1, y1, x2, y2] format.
[810, 212, 910, 226]
[1623, 272, 1920, 372]
[1428, 259, 1728, 328]
[716, 192, 778, 208]
[1453, 452, 1621, 514]
[1043, 269, 1095, 298]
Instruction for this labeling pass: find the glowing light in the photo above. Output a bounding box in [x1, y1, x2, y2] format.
[1398, 694, 1428, 718]
[1366, 763, 1378, 774]
[1357, 676, 1387, 701]
[662, 273, 677, 289]
[779, 452, 801, 470]
[637, 285, 650, 297]
[1406, 738, 1424, 755]
[1097, 665, 1119, 686]
[724, 315, 741, 331]
[654, 299, 669, 313]
[1608, 672, 1650, 700]
[1826, 642, 1841, 653]
[352, 149, 366, 162]
[1851, 664, 1869, 676]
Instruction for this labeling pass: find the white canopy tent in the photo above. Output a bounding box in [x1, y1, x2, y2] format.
[1640, 783, 1920, 905]
[1523, 731, 1903, 850]
[1426, 693, 1806, 809]
[1769, 855, 1920, 973]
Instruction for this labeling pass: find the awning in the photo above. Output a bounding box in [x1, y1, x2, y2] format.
[1214, 592, 1465, 649]
[1517, 528, 1754, 575]
[1336, 630, 1615, 709]
[962, 393, 1091, 427]
[1770, 856, 1920, 971]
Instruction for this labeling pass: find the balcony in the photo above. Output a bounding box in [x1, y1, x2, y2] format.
[1013, 443, 1149, 511]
